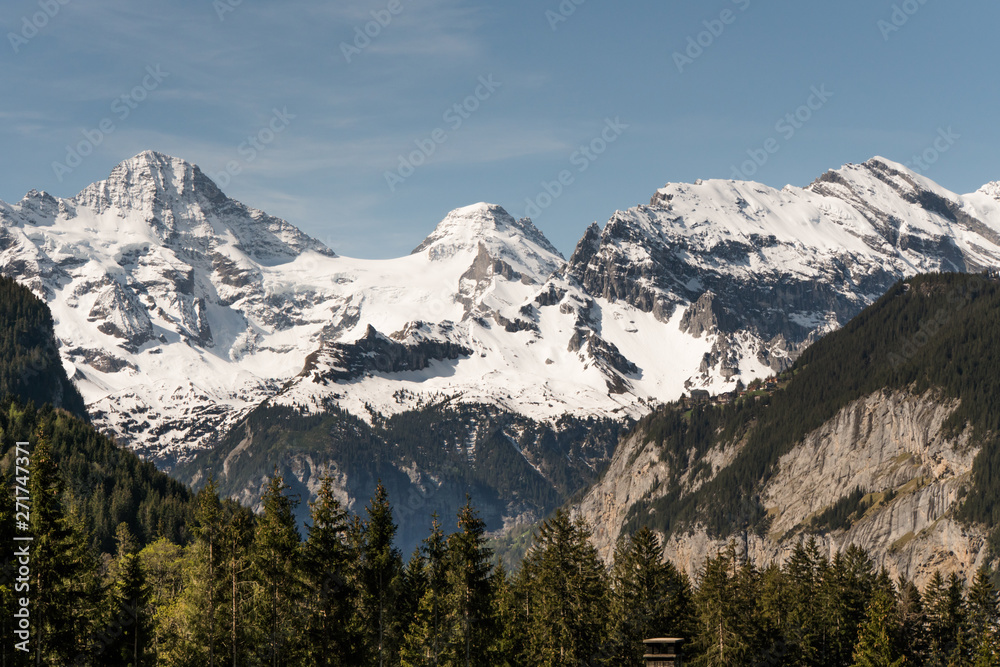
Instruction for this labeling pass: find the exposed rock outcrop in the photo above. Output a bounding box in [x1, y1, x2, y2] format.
[574, 390, 991, 587]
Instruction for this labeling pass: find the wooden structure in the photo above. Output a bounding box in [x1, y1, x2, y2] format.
[643, 638, 684, 667]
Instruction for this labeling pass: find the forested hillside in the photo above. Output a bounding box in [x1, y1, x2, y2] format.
[0, 278, 193, 552]
[617, 272, 1000, 550]
[0, 276, 86, 417]
[174, 400, 625, 554]
[6, 466, 999, 666]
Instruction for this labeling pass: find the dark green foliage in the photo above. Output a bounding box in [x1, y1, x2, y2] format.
[301, 473, 360, 666]
[0, 275, 87, 417]
[851, 587, 906, 667]
[27, 433, 102, 664]
[809, 487, 897, 533]
[608, 527, 693, 665]
[516, 509, 609, 666]
[253, 471, 304, 666]
[444, 499, 495, 666]
[0, 398, 193, 554]
[359, 482, 404, 667]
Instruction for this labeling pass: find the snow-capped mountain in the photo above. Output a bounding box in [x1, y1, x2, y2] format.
[1, 152, 999, 473]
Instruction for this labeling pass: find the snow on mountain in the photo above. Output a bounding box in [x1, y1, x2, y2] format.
[0, 152, 998, 466]
[564, 157, 1000, 383]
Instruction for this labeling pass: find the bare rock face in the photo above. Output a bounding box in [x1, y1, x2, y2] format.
[574, 390, 990, 588]
[88, 281, 155, 349]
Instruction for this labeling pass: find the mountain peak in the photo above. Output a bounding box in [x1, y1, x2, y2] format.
[410, 203, 563, 283]
[978, 181, 1000, 202]
[412, 203, 516, 254]
[74, 151, 224, 214]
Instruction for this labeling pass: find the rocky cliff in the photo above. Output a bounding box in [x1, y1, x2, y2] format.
[574, 273, 1000, 587]
[576, 389, 989, 587]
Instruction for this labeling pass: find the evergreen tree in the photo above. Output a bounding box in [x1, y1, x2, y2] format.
[691, 544, 761, 667]
[851, 587, 905, 667]
[28, 432, 101, 665]
[302, 473, 357, 666]
[924, 570, 967, 665]
[782, 539, 826, 665]
[359, 481, 403, 667]
[967, 565, 999, 659]
[0, 471, 21, 667]
[519, 510, 609, 667]
[401, 516, 449, 667]
[609, 527, 692, 666]
[252, 471, 303, 666]
[191, 475, 225, 667]
[817, 547, 876, 667]
[896, 577, 927, 665]
[444, 499, 495, 667]
[103, 522, 151, 666]
[488, 563, 522, 667]
[222, 502, 254, 667]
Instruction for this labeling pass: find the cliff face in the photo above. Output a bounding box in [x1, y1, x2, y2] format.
[575, 389, 990, 588]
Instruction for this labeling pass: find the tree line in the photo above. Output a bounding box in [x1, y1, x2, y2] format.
[4, 443, 1000, 666]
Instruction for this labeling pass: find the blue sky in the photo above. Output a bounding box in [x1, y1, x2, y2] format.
[2, 0, 998, 258]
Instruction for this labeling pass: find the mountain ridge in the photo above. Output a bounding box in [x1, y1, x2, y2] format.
[2, 151, 999, 556]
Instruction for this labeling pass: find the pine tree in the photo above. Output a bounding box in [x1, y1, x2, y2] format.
[252, 471, 303, 666]
[489, 563, 521, 667]
[222, 503, 254, 667]
[0, 470, 21, 667]
[302, 473, 357, 666]
[28, 432, 101, 665]
[520, 510, 609, 667]
[359, 481, 403, 667]
[692, 544, 763, 667]
[445, 499, 495, 667]
[851, 587, 905, 667]
[103, 522, 151, 666]
[896, 576, 927, 664]
[817, 547, 876, 667]
[609, 527, 692, 666]
[401, 516, 449, 667]
[782, 539, 826, 665]
[967, 565, 999, 660]
[191, 475, 225, 667]
[923, 570, 967, 665]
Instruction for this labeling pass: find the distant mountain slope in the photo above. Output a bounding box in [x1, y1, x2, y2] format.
[173, 400, 625, 555]
[0, 277, 192, 552]
[573, 272, 1000, 586]
[0, 276, 86, 416]
[3, 153, 999, 471]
